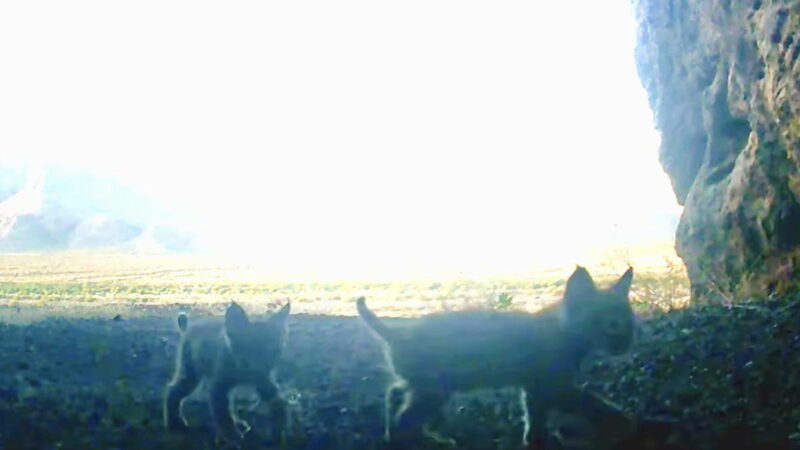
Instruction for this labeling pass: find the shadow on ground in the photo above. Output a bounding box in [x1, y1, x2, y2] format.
[0, 299, 798, 449]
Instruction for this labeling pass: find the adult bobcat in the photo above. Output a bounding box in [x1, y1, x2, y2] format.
[163, 302, 290, 444]
[357, 266, 634, 448]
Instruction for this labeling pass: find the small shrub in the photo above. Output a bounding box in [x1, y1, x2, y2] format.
[492, 292, 514, 311]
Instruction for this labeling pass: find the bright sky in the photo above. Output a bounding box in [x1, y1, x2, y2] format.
[0, 1, 682, 278]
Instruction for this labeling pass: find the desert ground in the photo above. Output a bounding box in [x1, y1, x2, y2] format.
[0, 245, 797, 449]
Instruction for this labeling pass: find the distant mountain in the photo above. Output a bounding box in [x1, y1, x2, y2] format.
[0, 165, 196, 252]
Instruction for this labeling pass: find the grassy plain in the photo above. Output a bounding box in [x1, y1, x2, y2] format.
[0, 240, 689, 322]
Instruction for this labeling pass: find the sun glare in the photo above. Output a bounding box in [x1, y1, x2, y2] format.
[0, 1, 681, 279]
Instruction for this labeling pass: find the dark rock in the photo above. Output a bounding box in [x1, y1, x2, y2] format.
[634, 0, 800, 301]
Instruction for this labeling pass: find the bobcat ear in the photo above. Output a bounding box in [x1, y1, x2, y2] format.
[613, 267, 634, 297]
[269, 302, 291, 326]
[225, 302, 249, 331]
[564, 266, 597, 303]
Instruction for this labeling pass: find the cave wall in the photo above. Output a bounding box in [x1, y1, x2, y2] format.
[634, 0, 800, 300]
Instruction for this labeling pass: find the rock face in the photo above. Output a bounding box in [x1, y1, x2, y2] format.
[634, 0, 800, 300]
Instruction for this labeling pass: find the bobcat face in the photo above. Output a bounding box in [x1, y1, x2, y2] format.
[224, 304, 288, 374]
[600, 311, 635, 355]
[560, 266, 635, 356]
[164, 302, 291, 444]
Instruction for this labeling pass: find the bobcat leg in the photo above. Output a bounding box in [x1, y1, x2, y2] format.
[519, 389, 533, 447]
[209, 379, 241, 444]
[522, 390, 550, 448]
[391, 390, 448, 449]
[384, 379, 409, 442]
[524, 384, 635, 448]
[524, 381, 575, 448]
[228, 392, 253, 436]
[256, 378, 288, 438]
[556, 387, 635, 443]
[164, 370, 198, 430]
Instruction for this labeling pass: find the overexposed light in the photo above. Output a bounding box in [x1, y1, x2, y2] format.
[0, 1, 681, 278]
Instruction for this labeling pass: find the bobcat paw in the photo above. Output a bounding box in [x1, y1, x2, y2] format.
[164, 417, 190, 432]
[234, 418, 252, 436]
[215, 428, 245, 448]
[422, 424, 457, 447]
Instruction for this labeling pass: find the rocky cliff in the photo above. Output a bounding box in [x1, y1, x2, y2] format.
[634, 0, 800, 300]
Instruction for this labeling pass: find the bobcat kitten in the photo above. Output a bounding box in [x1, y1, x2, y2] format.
[163, 302, 290, 444]
[357, 266, 634, 448]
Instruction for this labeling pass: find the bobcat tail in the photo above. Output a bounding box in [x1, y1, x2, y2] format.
[356, 297, 393, 342]
[176, 313, 189, 333]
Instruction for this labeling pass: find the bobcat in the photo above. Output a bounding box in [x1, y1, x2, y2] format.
[163, 302, 290, 444]
[356, 266, 634, 448]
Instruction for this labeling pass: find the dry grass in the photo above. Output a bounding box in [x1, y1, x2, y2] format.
[0, 241, 690, 321]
